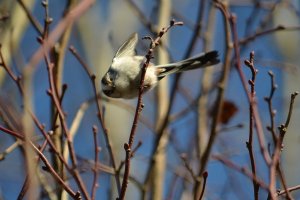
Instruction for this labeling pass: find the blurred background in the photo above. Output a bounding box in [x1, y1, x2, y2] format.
[0, 0, 299, 199]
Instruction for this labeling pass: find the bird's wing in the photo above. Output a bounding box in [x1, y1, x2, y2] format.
[114, 32, 138, 58]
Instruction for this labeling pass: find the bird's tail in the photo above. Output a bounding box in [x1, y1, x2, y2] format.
[156, 51, 219, 79]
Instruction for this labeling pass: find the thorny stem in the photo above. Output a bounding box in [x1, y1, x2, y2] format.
[117, 20, 183, 200]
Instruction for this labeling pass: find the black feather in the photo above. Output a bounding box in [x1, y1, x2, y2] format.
[157, 51, 220, 80]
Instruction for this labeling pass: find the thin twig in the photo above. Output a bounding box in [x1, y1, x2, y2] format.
[196, 2, 232, 199]
[17, 0, 43, 35]
[239, 25, 300, 45]
[91, 126, 100, 200]
[244, 51, 259, 200]
[264, 71, 278, 143]
[1, 42, 79, 198]
[0, 125, 81, 199]
[23, 0, 95, 74]
[230, 4, 272, 166]
[180, 154, 197, 182]
[17, 138, 49, 200]
[51, 3, 77, 194]
[0, 141, 21, 161]
[69, 45, 121, 193]
[243, 0, 261, 37]
[117, 141, 142, 174]
[277, 184, 300, 196]
[2, 38, 83, 197]
[125, 0, 156, 33]
[199, 171, 208, 200]
[212, 154, 269, 191]
[284, 92, 298, 128]
[0, 45, 24, 96]
[276, 163, 292, 200]
[47, 63, 90, 200]
[45, 55, 90, 199]
[144, 0, 208, 195]
[269, 92, 298, 199]
[118, 20, 183, 200]
[165, 175, 179, 200]
[264, 71, 293, 199]
[40, 3, 67, 198]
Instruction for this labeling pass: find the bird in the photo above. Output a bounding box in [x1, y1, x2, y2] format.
[101, 32, 219, 99]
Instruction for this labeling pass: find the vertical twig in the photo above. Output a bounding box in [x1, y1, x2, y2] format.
[199, 171, 208, 200]
[269, 92, 298, 199]
[150, 0, 171, 199]
[40, 2, 66, 198]
[196, 2, 232, 199]
[118, 20, 183, 200]
[264, 71, 278, 144]
[91, 126, 100, 200]
[264, 71, 293, 199]
[197, 0, 215, 160]
[0, 125, 81, 199]
[229, 2, 272, 167]
[244, 51, 259, 200]
[144, 0, 208, 196]
[46, 58, 91, 200]
[195, 2, 216, 198]
[69, 46, 121, 193]
[1, 37, 79, 199]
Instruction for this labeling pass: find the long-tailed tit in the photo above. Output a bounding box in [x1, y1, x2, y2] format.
[101, 33, 219, 99]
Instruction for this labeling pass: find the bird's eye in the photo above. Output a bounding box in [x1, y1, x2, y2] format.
[101, 73, 113, 86]
[101, 76, 108, 84]
[101, 78, 107, 85]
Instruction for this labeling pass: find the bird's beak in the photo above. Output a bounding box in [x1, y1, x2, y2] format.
[101, 74, 115, 97]
[103, 88, 114, 96]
